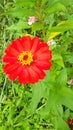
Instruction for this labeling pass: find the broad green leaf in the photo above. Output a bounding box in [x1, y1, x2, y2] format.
[64, 109, 70, 119]
[30, 71, 51, 114]
[52, 106, 69, 129]
[49, 20, 73, 32]
[59, 86, 73, 110]
[6, 7, 36, 18]
[43, 71, 50, 83]
[38, 89, 61, 117]
[68, 56, 73, 64]
[0, 126, 4, 130]
[60, 96, 73, 110]
[57, 117, 70, 130]
[30, 81, 47, 114]
[14, 0, 35, 7]
[55, 59, 64, 67]
[45, 2, 66, 16]
[52, 53, 64, 67]
[60, 87, 73, 98]
[58, 0, 73, 6]
[0, 126, 10, 130]
[66, 55, 73, 64]
[31, 22, 43, 32]
[48, 20, 68, 40]
[41, 0, 48, 6]
[56, 68, 67, 87]
[46, 0, 73, 7]
[52, 53, 63, 61]
[7, 20, 30, 30]
[56, 104, 63, 117]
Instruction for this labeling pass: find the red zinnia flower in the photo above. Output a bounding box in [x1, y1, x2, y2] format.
[2, 36, 52, 84]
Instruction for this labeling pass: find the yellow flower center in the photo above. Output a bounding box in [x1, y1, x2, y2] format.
[18, 51, 33, 65]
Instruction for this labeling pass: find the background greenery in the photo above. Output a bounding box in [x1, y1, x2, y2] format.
[0, 0, 73, 129]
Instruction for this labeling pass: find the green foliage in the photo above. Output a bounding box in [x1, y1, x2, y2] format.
[49, 20, 73, 32]
[7, 20, 30, 30]
[57, 117, 70, 130]
[0, 0, 73, 129]
[45, 2, 66, 15]
[30, 71, 51, 114]
[5, 0, 36, 18]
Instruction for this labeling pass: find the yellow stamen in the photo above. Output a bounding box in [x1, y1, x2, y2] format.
[18, 51, 33, 65]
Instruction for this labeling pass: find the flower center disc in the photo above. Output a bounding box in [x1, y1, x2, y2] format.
[18, 51, 33, 65]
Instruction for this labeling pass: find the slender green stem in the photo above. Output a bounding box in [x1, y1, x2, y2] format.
[0, 76, 7, 103]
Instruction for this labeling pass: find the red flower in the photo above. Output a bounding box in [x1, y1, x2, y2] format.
[66, 119, 72, 124]
[66, 118, 73, 130]
[2, 36, 52, 84]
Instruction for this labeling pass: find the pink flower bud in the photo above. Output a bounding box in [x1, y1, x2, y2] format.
[67, 79, 73, 85]
[28, 16, 38, 25]
[47, 39, 56, 45]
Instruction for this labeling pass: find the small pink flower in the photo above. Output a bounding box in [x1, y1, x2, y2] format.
[28, 16, 38, 25]
[67, 79, 73, 85]
[47, 39, 56, 46]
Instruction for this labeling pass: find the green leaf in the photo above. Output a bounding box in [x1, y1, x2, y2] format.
[52, 53, 63, 61]
[14, 0, 35, 7]
[43, 71, 50, 83]
[31, 22, 43, 32]
[38, 89, 61, 117]
[41, 0, 48, 6]
[57, 117, 70, 130]
[67, 55, 73, 64]
[7, 20, 30, 30]
[56, 68, 67, 87]
[59, 87, 73, 110]
[68, 56, 73, 64]
[6, 7, 36, 18]
[60, 87, 73, 98]
[64, 109, 70, 119]
[49, 20, 73, 32]
[30, 71, 51, 114]
[30, 81, 47, 114]
[52, 53, 64, 67]
[45, 2, 66, 16]
[0, 126, 9, 130]
[58, 0, 73, 6]
[56, 104, 63, 117]
[61, 96, 73, 110]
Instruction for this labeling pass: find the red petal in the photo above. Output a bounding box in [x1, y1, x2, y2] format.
[5, 45, 19, 57]
[35, 51, 52, 60]
[36, 42, 48, 51]
[3, 63, 20, 74]
[31, 37, 41, 53]
[35, 61, 52, 70]
[28, 66, 39, 84]
[3, 55, 17, 63]
[18, 67, 29, 84]
[11, 38, 24, 52]
[8, 66, 22, 80]
[21, 36, 31, 51]
[31, 64, 46, 80]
